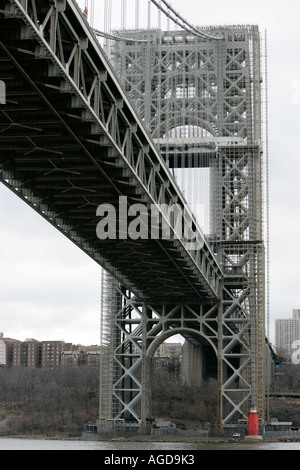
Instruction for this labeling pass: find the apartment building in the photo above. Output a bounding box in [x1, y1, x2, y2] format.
[10, 341, 27, 367]
[86, 350, 100, 368]
[0, 333, 102, 369]
[25, 339, 41, 369]
[276, 309, 300, 358]
[153, 342, 182, 358]
[41, 341, 67, 369]
[61, 350, 80, 367]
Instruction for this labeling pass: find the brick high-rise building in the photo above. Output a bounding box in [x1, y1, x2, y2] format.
[24, 339, 40, 368]
[41, 341, 66, 369]
[10, 341, 27, 367]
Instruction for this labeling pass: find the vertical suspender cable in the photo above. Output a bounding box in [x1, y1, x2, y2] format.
[147, 0, 151, 30]
[264, 29, 270, 344]
[121, 0, 127, 30]
[135, 0, 139, 29]
[90, 0, 94, 28]
[265, 28, 270, 424]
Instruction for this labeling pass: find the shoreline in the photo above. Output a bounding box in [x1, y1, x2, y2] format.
[1, 433, 300, 445]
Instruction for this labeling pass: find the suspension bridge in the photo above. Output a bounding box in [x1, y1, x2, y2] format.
[0, 0, 268, 433]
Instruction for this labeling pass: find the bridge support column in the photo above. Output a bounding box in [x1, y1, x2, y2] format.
[99, 273, 264, 430]
[98, 280, 220, 432]
[139, 304, 151, 434]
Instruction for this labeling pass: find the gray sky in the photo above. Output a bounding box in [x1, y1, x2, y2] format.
[1, 0, 300, 345]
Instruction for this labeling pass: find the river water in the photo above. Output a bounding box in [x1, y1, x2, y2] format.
[0, 437, 299, 451]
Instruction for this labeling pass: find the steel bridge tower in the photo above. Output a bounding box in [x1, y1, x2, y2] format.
[99, 24, 265, 430]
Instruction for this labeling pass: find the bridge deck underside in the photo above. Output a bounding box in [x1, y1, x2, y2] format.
[0, 4, 220, 303]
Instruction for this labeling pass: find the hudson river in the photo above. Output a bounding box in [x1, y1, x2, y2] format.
[0, 437, 299, 451]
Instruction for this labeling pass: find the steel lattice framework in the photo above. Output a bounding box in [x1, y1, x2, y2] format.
[104, 25, 265, 428]
[0, 0, 266, 430]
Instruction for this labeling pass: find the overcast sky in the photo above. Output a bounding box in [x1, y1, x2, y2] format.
[1, 0, 299, 346]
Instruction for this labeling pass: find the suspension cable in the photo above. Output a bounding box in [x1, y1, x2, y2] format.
[89, 0, 223, 43]
[150, 0, 222, 40]
[93, 28, 148, 43]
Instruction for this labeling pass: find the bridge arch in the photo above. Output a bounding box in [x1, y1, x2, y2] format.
[147, 327, 218, 386]
[146, 327, 218, 423]
[147, 326, 217, 362]
[163, 123, 215, 139]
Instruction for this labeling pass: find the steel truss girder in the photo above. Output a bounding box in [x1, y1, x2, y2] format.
[0, 0, 222, 301]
